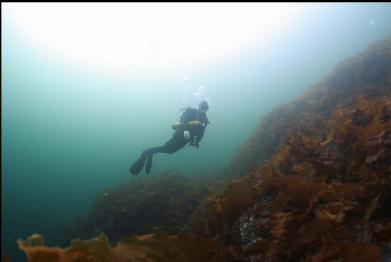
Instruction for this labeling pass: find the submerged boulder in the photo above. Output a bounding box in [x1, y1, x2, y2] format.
[65, 171, 220, 244]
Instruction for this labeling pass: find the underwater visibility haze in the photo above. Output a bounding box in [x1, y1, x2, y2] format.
[2, 3, 391, 261]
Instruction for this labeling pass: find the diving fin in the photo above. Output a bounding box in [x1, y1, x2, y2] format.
[130, 156, 146, 175]
[145, 155, 153, 174]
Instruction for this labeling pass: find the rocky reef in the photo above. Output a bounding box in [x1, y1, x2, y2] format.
[16, 37, 391, 261]
[187, 37, 391, 261]
[65, 171, 223, 244]
[231, 37, 391, 178]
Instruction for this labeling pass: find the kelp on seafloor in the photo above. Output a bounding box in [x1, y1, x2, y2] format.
[17, 231, 226, 262]
[186, 37, 391, 261]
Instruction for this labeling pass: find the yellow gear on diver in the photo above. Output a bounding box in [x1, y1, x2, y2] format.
[172, 122, 181, 129]
[171, 120, 202, 130]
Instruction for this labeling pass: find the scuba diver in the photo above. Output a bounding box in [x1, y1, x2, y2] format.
[130, 100, 210, 175]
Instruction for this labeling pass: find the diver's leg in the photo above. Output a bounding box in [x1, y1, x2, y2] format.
[140, 144, 169, 175]
[161, 130, 190, 154]
[130, 147, 159, 175]
[142, 132, 189, 174]
[142, 132, 186, 156]
[130, 151, 148, 175]
[130, 145, 168, 175]
[145, 155, 153, 174]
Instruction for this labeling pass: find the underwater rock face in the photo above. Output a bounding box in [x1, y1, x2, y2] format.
[232, 37, 391, 177]
[366, 128, 391, 173]
[187, 37, 391, 261]
[66, 172, 216, 244]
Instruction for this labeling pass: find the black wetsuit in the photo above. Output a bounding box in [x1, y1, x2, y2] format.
[130, 107, 209, 175]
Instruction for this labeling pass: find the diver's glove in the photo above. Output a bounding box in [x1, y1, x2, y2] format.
[183, 130, 190, 140]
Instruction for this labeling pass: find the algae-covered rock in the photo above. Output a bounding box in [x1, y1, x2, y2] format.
[231, 37, 391, 177]
[187, 37, 391, 261]
[66, 171, 220, 244]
